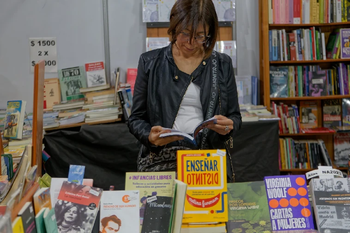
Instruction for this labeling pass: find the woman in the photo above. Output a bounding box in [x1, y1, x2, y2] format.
[128, 0, 241, 181]
[56, 204, 85, 233]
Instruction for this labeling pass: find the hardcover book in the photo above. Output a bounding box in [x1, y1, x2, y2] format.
[3, 100, 26, 139]
[43, 78, 61, 110]
[322, 99, 342, 129]
[55, 181, 102, 233]
[309, 70, 327, 96]
[18, 201, 37, 233]
[310, 178, 350, 232]
[340, 28, 350, 59]
[264, 175, 315, 231]
[227, 181, 272, 233]
[141, 196, 173, 233]
[85, 61, 107, 87]
[100, 190, 140, 233]
[159, 117, 217, 145]
[58, 66, 87, 102]
[125, 172, 175, 229]
[270, 66, 289, 97]
[177, 149, 228, 223]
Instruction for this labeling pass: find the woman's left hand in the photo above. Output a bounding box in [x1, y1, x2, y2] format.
[206, 115, 233, 135]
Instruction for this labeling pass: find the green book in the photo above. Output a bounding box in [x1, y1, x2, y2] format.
[43, 208, 58, 233]
[227, 181, 272, 233]
[35, 207, 47, 233]
[58, 66, 87, 102]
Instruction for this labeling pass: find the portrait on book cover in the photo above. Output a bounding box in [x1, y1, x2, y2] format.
[4, 113, 18, 137]
[100, 215, 122, 233]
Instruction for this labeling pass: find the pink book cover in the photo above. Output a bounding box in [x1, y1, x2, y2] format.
[274, 0, 280, 24]
[289, 0, 294, 23]
[127, 68, 138, 94]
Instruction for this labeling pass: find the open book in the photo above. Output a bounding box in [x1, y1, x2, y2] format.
[159, 117, 217, 145]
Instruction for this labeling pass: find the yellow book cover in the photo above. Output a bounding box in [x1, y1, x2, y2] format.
[177, 149, 228, 223]
[12, 217, 24, 233]
[125, 171, 176, 230]
[43, 78, 61, 111]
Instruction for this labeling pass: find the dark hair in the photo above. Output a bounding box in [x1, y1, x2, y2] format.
[101, 215, 122, 229]
[167, 0, 218, 59]
[56, 204, 85, 228]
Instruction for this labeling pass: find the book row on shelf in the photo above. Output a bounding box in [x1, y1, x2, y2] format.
[2, 148, 350, 232]
[270, 64, 350, 98]
[268, 0, 350, 25]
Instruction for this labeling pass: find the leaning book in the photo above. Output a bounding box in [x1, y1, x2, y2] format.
[310, 177, 350, 232]
[100, 190, 139, 233]
[177, 149, 228, 223]
[3, 100, 26, 139]
[55, 181, 102, 233]
[58, 66, 87, 102]
[264, 175, 315, 231]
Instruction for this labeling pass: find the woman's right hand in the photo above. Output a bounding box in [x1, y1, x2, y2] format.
[148, 126, 184, 146]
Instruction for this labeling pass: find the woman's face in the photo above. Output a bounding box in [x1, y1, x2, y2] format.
[176, 23, 208, 57]
[64, 206, 78, 223]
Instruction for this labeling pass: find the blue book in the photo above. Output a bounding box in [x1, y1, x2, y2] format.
[67, 165, 85, 185]
[251, 76, 258, 105]
[270, 66, 288, 97]
[269, 30, 273, 61]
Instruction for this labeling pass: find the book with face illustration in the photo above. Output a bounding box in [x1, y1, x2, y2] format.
[159, 117, 217, 145]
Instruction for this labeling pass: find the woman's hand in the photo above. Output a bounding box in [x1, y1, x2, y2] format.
[206, 115, 233, 135]
[148, 126, 184, 146]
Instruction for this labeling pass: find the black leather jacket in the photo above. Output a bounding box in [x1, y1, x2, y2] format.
[128, 44, 241, 155]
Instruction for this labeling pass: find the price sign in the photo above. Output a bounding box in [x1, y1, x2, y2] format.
[29, 37, 57, 73]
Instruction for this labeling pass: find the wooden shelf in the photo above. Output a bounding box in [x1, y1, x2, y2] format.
[280, 167, 348, 172]
[270, 59, 350, 65]
[269, 22, 350, 29]
[271, 95, 350, 101]
[279, 132, 335, 136]
[44, 118, 122, 131]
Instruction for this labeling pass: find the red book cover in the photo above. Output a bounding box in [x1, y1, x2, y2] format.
[85, 61, 107, 87]
[301, 127, 336, 133]
[289, 33, 297, 60]
[127, 68, 137, 94]
[293, 0, 301, 23]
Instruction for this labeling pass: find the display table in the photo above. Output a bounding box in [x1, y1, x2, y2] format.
[44, 120, 279, 190]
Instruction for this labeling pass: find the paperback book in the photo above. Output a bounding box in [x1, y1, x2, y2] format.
[58, 66, 87, 102]
[177, 149, 228, 223]
[270, 66, 288, 97]
[3, 100, 26, 139]
[342, 98, 350, 126]
[310, 178, 350, 232]
[43, 78, 61, 110]
[159, 117, 217, 145]
[227, 181, 272, 233]
[264, 175, 315, 231]
[309, 70, 327, 96]
[340, 28, 350, 59]
[55, 181, 102, 233]
[323, 99, 342, 129]
[100, 190, 139, 233]
[85, 61, 107, 87]
[334, 133, 350, 168]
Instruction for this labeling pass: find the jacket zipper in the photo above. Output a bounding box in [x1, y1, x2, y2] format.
[171, 76, 194, 128]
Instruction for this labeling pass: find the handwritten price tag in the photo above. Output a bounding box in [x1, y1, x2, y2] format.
[29, 37, 57, 73]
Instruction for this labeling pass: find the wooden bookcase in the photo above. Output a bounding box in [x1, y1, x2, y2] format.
[259, 0, 350, 172]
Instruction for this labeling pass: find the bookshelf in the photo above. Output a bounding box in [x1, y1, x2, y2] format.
[260, 0, 350, 172]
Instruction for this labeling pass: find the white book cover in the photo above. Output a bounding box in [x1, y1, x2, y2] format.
[235, 76, 252, 105]
[100, 191, 140, 233]
[146, 37, 170, 52]
[213, 0, 235, 22]
[158, 0, 175, 22]
[143, 0, 158, 22]
[216, 40, 236, 68]
[85, 61, 107, 87]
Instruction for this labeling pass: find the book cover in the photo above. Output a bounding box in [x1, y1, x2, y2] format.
[322, 99, 342, 129]
[310, 178, 350, 232]
[213, 0, 235, 21]
[227, 181, 272, 233]
[159, 117, 217, 145]
[55, 181, 102, 233]
[141, 196, 173, 233]
[334, 132, 350, 168]
[340, 28, 350, 59]
[177, 149, 228, 223]
[67, 165, 85, 185]
[264, 175, 315, 231]
[146, 37, 170, 52]
[125, 172, 175, 229]
[43, 207, 58, 233]
[342, 98, 350, 126]
[100, 190, 139, 233]
[142, 0, 158, 22]
[33, 187, 51, 215]
[12, 216, 24, 233]
[4, 100, 26, 139]
[309, 70, 327, 96]
[127, 68, 137, 94]
[35, 207, 47, 233]
[300, 101, 318, 129]
[58, 66, 87, 102]
[43, 78, 61, 110]
[18, 201, 37, 233]
[270, 66, 289, 97]
[158, 0, 175, 22]
[85, 61, 107, 87]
